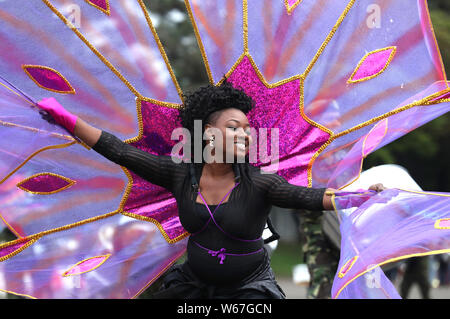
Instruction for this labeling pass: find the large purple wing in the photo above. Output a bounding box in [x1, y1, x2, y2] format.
[0, 1, 187, 298]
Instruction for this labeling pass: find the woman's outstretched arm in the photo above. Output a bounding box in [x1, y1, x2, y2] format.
[37, 97, 180, 191]
[73, 117, 102, 147]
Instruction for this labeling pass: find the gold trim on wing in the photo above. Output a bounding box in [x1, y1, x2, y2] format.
[337, 118, 388, 190]
[16, 172, 76, 195]
[115, 164, 189, 244]
[0, 141, 77, 185]
[0, 288, 37, 299]
[0, 237, 41, 262]
[423, 0, 448, 88]
[0, 210, 120, 259]
[308, 88, 450, 188]
[347, 46, 397, 84]
[243, 0, 249, 53]
[41, 0, 142, 99]
[338, 255, 359, 278]
[284, 0, 303, 15]
[137, 0, 184, 102]
[22, 64, 76, 94]
[334, 248, 450, 299]
[62, 254, 111, 277]
[0, 213, 22, 238]
[132, 247, 186, 298]
[302, 0, 356, 78]
[121, 211, 190, 245]
[184, 0, 214, 84]
[334, 88, 450, 139]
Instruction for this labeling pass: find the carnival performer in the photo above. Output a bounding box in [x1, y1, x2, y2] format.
[36, 80, 385, 299]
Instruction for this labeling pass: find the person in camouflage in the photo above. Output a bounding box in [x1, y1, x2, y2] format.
[299, 209, 340, 299]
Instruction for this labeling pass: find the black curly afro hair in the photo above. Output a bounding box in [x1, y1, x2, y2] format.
[177, 79, 255, 136]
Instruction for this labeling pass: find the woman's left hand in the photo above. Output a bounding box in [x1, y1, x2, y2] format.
[368, 183, 387, 193]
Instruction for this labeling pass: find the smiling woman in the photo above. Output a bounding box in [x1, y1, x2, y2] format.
[34, 78, 345, 299]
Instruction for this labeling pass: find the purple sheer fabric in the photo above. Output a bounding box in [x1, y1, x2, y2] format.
[331, 189, 450, 299]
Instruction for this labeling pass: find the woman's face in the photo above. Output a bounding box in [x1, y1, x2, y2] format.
[204, 108, 252, 163]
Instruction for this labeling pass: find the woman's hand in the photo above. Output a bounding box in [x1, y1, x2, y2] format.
[37, 97, 101, 147]
[37, 97, 78, 134]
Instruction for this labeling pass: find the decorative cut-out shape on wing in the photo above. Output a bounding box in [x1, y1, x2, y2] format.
[434, 218, 450, 230]
[62, 254, 111, 276]
[86, 0, 110, 15]
[0, 237, 39, 262]
[16, 172, 76, 195]
[347, 47, 397, 84]
[338, 256, 358, 278]
[22, 65, 75, 94]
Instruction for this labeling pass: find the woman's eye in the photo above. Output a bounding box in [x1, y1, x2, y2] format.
[227, 127, 237, 131]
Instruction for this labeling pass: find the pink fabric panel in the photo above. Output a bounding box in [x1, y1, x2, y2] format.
[19, 174, 71, 193]
[124, 100, 187, 241]
[0, 240, 30, 258]
[65, 256, 108, 275]
[352, 48, 394, 81]
[24, 66, 73, 93]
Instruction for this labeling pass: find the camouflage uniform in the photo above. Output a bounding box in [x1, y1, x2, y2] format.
[299, 210, 340, 299]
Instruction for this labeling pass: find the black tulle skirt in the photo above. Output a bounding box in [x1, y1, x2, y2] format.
[152, 248, 285, 299]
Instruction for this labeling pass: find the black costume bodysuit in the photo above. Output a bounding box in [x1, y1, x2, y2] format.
[92, 130, 326, 298]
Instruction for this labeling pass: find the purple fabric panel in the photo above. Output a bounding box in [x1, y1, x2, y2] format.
[24, 67, 73, 93]
[351, 48, 394, 81]
[227, 55, 329, 186]
[19, 174, 71, 193]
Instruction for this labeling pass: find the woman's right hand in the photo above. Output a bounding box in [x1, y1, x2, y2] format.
[37, 97, 78, 134]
